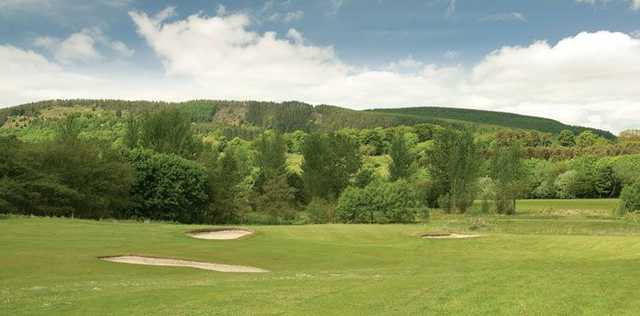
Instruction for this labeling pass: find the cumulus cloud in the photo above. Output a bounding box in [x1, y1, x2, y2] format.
[2, 7, 640, 134]
[267, 10, 304, 23]
[0, 45, 100, 104]
[577, 0, 640, 10]
[34, 32, 100, 64]
[446, 0, 456, 16]
[257, 1, 305, 23]
[479, 12, 527, 23]
[444, 50, 461, 60]
[33, 27, 134, 63]
[126, 9, 640, 133]
[0, 0, 134, 16]
[0, 44, 190, 107]
[328, 0, 345, 16]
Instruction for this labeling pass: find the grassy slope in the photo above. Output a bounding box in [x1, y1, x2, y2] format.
[370, 107, 616, 139]
[3, 202, 640, 315]
[0, 100, 615, 139]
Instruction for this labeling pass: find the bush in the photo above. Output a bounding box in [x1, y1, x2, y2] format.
[477, 177, 496, 214]
[305, 198, 335, 223]
[619, 182, 640, 215]
[126, 149, 209, 223]
[335, 180, 424, 224]
[555, 170, 579, 199]
[0, 133, 134, 219]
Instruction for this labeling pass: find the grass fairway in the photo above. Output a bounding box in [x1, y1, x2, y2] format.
[3, 211, 640, 315]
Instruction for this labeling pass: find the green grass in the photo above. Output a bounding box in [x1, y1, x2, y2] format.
[2, 204, 640, 315]
[515, 199, 619, 217]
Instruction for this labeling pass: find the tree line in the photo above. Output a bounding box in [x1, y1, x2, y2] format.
[2, 108, 640, 224]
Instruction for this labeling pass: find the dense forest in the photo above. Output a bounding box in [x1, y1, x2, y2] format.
[2, 99, 640, 224]
[370, 107, 615, 139]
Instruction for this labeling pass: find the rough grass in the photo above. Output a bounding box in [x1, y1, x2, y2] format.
[516, 199, 619, 217]
[2, 205, 640, 315]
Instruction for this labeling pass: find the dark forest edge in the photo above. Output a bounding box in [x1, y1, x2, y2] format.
[1, 99, 640, 225]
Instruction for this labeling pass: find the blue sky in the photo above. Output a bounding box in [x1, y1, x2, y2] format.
[1, 0, 639, 132]
[2, 0, 638, 66]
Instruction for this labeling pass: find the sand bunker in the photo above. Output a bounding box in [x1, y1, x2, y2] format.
[100, 256, 268, 273]
[187, 228, 254, 240]
[421, 232, 482, 239]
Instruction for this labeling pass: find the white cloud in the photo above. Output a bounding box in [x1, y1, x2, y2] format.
[446, 0, 456, 16]
[111, 40, 135, 57]
[328, 0, 345, 16]
[258, 1, 304, 23]
[0, 45, 100, 104]
[0, 44, 187, 107]
[0, 0, 51, 11]
[35, 31, 100, 64]
[128, 9, 345, 94]
[384, 56, 425, 73]
[268, 10, 304, 23]
[125, 10, 640, 133]
[479, 12, 527, 23]
[102, 0, 133, 8]
[577, 0, 640, 10]
[0, 0, 134, 16]
[444, 50, 460, 60]
[216, 4, 227, 16]
[286, 29, 305, 45]
[3, 8, 640, 135]
[33, 27, 134, 63]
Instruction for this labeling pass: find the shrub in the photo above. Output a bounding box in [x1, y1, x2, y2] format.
[477, 177, 496, 214]
[335, 180, 424, 224]
[305, 198, 335, 223]
[555, 170, 579, 199]
[611, 155, 640, 185]
[1, 132, 134, 219]
[437, 194, 451, 212]
[619, 182, 640, 215]
[126, 149, 209, 223]
[353, 166, 376, 188]
[254, 175, 296, 221]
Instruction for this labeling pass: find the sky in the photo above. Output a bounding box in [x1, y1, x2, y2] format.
[1, 0, 639, 133]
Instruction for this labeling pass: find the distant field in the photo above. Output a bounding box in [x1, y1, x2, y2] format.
[3, 209, 640, 315]
[516, 199, 619, 216]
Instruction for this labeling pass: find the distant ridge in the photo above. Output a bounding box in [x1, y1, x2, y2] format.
[0, 99, 615, 139]
[369, 106, 615, 139]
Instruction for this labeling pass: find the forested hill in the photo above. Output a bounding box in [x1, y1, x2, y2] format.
[0, 99, 614, 138]
[370, 107, 615, 139]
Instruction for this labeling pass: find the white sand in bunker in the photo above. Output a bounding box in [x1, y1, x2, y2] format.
[187, 228, 254, 240]
[100, 256, 269, 273]
[421, 233, 482, 239]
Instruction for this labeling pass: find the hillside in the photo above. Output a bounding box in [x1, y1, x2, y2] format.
[370, 107, 615, 139]
[0, 99, 614, 138]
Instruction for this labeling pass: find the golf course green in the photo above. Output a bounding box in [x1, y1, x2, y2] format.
[2, 199, 640, 315]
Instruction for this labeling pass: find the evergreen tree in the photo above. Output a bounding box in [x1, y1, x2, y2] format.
[558, 130, 576, 147]
[138, 109, 202, 158]
[427, 128, 481, 213]
[205, 147, 247, 224]
[255, 131, 287, 179]
[389, 132, 415, 181]
[301, 132, 361, 200]
[301, 133, 330, 199]
[491, 142, 526, 215]
[254, 131, 295, 220]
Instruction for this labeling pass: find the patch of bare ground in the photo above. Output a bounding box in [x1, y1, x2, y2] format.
[187, 228, 254, 240]
[421, 232, 482, 239]
[99, 256, 269, 273]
